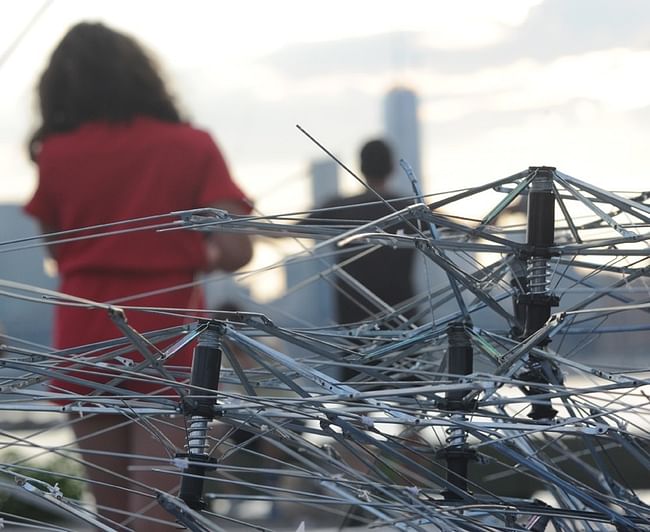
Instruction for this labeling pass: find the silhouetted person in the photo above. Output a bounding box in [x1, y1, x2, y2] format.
[303, 139, 417, 380]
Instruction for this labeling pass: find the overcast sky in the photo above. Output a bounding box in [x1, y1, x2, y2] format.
[2, 0, 650, 220]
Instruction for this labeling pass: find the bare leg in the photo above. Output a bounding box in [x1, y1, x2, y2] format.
[70, 414, 132, 527]
[72, 413, 187, 531]
[127, 415, 187, 531]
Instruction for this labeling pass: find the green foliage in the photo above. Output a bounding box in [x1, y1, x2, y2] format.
[0, 450, 86, 523]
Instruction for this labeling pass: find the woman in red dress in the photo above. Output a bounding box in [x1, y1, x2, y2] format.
[24, 21, 252, 529]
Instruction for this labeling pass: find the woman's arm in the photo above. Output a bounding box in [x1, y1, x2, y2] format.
[203, 201, 253, 272]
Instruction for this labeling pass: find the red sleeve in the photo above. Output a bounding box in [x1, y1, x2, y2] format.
[195, 135, 252, 213]
[23, 146, 59, 228]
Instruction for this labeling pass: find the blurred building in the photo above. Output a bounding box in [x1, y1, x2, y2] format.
[310, 158, 339, 206]
[280, 158, 338, 327]
[383, 87, 422, 197]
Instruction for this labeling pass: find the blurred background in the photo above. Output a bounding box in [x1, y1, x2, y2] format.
[2, 3, 650, 525]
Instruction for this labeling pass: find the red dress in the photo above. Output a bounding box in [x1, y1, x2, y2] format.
[24, 117, 249, 399]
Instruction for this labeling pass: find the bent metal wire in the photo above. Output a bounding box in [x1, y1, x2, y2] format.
[2, 166, 650, 530]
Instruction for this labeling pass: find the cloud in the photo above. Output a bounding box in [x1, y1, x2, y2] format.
[422, 96, 650, 191]
[264, 0, 650, 79]
[453, 0, 650, 70]
[262, 31, 424, 78]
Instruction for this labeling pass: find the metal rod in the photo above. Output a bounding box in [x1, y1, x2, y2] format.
[521, 167, 559, 420]
[179, 323, 223, 510]
[442, 322, 474, 500]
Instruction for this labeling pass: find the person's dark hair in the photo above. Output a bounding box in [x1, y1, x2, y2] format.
[28, 21, 182, 161]
[360, 139, 393, 182]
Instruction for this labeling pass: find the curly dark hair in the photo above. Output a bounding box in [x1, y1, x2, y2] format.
[28, 21, 182, 161]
